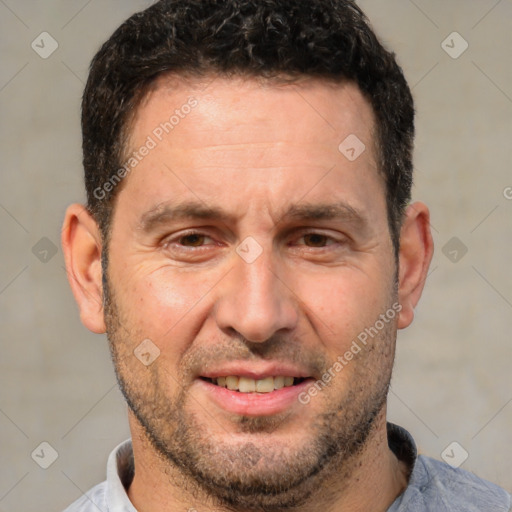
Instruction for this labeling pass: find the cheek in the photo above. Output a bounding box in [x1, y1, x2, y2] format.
[114, 265, 219, 346]
[294, 267, 389, 345]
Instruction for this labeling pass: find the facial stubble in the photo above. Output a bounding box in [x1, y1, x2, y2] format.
[102, 263, 398, 511]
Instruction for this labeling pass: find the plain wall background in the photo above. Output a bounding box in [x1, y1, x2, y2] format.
[0, 1, 511, 510]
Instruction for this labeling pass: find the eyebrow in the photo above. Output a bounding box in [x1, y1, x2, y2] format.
[138, 199, 368, 233]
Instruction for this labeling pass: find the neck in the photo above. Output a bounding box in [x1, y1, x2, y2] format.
[126, 408, 409, 512]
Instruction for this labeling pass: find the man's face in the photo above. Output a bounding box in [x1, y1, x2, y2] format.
[103, 76, 398, 508]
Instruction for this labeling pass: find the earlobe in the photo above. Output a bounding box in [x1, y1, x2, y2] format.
[61, 204, 107, 334]
[397, 202, 434, 330]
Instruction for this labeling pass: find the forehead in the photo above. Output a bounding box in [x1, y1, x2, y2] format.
[130, 73, 377, 160]
[116, 74, 384, 230]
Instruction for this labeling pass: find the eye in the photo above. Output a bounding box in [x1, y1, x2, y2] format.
[164, 231, 215, 251]
[162, 229, 345, 257]
[292, 231, 343, 249]
[297, 232, 336, 248]
[177, 233, 211, 247]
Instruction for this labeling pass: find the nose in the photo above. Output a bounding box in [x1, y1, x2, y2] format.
[213, 244, 299, 343]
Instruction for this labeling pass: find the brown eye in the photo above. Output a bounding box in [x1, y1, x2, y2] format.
[178, 233, 207, 247]
[302, 233, 331, 247]
[164, 231, 216, 253]
[293, 231, 341, 249]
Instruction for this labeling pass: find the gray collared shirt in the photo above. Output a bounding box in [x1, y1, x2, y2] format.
[63, 423, 511, 511]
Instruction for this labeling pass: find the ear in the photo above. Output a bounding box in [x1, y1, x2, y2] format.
[397, 201, 434, 329]
[61, 204, 106, 334]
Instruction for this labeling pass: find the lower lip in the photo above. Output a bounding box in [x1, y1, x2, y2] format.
[196, 378, 314, 416]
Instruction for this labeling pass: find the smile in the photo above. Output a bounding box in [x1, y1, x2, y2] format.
[197, 375, 314, 416]
[201, 376, 307, 393]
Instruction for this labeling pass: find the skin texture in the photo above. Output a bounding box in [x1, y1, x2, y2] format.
[62, 76, 433, 512]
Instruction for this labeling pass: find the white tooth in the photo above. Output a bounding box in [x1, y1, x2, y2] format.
[238, 377, 256, 392]
[256, 377, 274, 393]
[217, 376, 226, 388]
[284, 376, 294, 387]
[226, 376, 239, 390]
[274, 376, 285, 389]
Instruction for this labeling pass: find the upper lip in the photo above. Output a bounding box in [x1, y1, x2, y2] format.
[199, 362, 313, 380]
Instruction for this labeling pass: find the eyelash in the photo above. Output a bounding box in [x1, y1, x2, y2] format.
[163, 229, 344, 252]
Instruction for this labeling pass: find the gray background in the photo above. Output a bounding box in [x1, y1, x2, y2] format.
[0, 1, 511, 510]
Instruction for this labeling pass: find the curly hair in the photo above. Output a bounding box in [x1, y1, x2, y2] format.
[82, 0, 414, 254]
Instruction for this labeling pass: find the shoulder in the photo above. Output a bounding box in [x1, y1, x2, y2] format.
[401, 454, 511, 511]
[61, 480, 107, 512]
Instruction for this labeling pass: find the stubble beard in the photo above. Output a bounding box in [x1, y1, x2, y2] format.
[102, 269, 397, 511]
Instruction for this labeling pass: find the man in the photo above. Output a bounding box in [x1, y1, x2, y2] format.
[61, 0, 511, 510]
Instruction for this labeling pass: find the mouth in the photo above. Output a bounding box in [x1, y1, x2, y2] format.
[200, 376, 307, 393]
[197, 374, 314, 416]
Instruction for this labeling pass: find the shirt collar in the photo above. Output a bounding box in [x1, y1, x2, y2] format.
[106, 438, 137, 512]
[387, 421, 418, 479]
